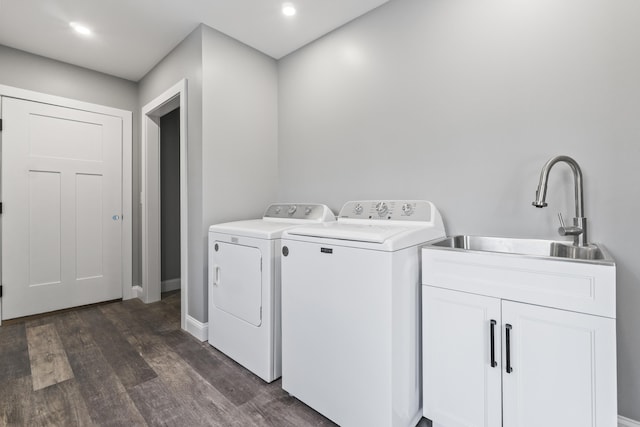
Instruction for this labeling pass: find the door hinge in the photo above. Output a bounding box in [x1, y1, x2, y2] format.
[0, 202, 3, 214]
[0, 285, 3, 298]
[260, 258, 262, 272]
[0, 118, 3, 131]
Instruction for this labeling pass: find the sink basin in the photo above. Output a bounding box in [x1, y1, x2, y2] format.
[428, 235, 613, 265]
[422, 235, 616, 318]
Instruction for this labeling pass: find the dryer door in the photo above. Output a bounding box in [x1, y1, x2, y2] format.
[211, 241, 262, 326]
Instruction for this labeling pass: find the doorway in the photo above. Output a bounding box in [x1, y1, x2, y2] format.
[140, 79, 188, 331]
[160, 108, 181, 295]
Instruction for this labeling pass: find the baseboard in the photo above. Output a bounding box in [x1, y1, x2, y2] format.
[620, 415, 640, 427]
[132, 285, 144, 300]
[161, 278, 181, 293]
[185, 315, 208, 342]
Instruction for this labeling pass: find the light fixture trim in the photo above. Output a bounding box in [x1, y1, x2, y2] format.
[282, 3, 296, 17]
[69, 22, 92, 36]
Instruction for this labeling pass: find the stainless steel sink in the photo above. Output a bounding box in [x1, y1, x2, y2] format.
[427, 235, 613, 264]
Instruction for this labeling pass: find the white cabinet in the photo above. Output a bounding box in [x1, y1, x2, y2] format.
[501, 301, 616, 427]
[422, 247, 617, 427]
[422, 286, 501, 427]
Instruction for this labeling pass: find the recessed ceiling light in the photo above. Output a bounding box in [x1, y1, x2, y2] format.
[282, 3, 296, 17]
[69, 22, 92, 36]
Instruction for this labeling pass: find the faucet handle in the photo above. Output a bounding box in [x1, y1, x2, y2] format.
[558, 212, 583, 238]
[557, 212, 566, 228]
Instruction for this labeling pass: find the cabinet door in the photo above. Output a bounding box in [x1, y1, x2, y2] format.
[502, 301, 617, 427]
[423, 286, 502, 427]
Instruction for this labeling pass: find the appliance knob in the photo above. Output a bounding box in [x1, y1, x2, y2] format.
[401, 203, 414, 215]
[275, 206, 282, 214]
[282, 246, 289, 257]
[375, 202, 389, 217]
[288, 205, 297, 215]
[354, 203, 363, 214]
[305, 206, 313, 215]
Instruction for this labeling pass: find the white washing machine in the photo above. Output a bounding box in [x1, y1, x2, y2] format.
[208, 203, 335, 383]
[280, 200, 446, 427]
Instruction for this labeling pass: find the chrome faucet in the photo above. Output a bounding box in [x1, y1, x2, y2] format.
[532, 155, 588, 246]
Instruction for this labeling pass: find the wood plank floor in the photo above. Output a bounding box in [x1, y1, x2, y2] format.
[0, 292, 431, 427]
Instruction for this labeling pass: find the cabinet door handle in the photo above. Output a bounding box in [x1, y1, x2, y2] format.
[490, 320, 497, 368]
[505, 324, 513, 374]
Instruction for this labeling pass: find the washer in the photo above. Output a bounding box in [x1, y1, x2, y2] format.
[280, 200, 446, 427]
[208, 203, 335, 383]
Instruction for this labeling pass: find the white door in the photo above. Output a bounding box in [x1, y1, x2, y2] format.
[210, 241, 262, 326]
[1, 97, 123, 319]
[422, 286, 502, 427]
[502, 301, 617, 427]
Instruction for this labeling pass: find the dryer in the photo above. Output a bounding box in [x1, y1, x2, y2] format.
[280, 200, 446, 427]
[208, 203, 335, 383]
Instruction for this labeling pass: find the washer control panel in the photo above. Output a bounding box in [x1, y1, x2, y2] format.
[339, 200, 433, 221]
[263, 203, 335, 222]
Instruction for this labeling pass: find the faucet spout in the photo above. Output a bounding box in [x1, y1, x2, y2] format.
[532, 155, 588, 246]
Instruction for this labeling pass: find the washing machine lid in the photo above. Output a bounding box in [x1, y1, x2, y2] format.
[285, 222, 411, 244]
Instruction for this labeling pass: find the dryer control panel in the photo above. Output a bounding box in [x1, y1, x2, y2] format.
[339, 200, 434, 222]
[263, 203, 335, 222]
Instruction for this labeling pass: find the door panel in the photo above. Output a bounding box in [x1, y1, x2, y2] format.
[423, 286, 502, 427]
[502, 301, 617, 427]
[2, 97, 122, 319]
[211, 241, 262, 326]
[28, 170, 62, 286]
[76, 173, 103, 280]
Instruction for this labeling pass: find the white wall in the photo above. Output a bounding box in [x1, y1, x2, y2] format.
[278, 0, 640, 420]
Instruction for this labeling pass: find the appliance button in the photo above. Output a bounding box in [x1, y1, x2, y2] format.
[376, 202, 389, 217]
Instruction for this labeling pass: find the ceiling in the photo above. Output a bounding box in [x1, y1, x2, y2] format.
[0, 0, 389, 82]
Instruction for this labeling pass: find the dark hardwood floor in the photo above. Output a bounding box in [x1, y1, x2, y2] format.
[0, 292, 338, 426]
[0, 292, 433, 426]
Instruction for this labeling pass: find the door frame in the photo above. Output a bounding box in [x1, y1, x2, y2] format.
[0, 84, 133, 324]
[140, 79, 188, 330]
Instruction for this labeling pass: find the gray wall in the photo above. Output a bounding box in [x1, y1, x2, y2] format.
[0, 45, 137, 111]
[278, 0, 640, 420]
[138, 24, 278, 322]
[138, 26, 205, 320]
[160, 108, 181, 282]
[0, 44, 140, 284]
[200, 25, 279, 321]
[201, 25, 279, 226]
